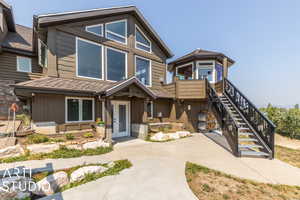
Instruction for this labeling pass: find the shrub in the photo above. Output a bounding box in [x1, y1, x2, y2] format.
[83, 132, 94, 138]
[27, 134, 49, 144]
[65, 133, 75, 140]
[49, 138, 65, 143]
[16, 114, 31, 126]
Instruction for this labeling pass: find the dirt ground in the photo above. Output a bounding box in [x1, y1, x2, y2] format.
[275, 134, 300, 150]
[186, 162, 300, 200]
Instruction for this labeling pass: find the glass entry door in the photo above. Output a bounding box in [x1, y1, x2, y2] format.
[112, 101, 130, 138]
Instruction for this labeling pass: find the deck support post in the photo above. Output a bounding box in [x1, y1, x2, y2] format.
[104, 98, 113, 143]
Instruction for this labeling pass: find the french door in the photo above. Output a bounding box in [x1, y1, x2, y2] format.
[112, 101, 130, 138]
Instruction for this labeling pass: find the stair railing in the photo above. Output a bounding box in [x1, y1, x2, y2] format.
[206, 80, 240, 156]
[224, 78, 276, 158]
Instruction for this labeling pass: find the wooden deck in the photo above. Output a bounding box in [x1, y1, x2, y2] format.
[176, 79, 207, 99]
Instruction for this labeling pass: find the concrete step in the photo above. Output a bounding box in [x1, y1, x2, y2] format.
[240, 150, 269, 157]
[239, 138, 258, 142]
[239, 144, 263, 149]
[239, 132, 254, 136]
[238, 127, 250, 131]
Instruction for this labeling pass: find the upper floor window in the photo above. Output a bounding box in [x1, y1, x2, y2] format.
[0, 7, 3, 32]
[106, 47, 127, 81]
[105, 19, 127, 44]
[86, 24, 103, 36]
[76, 38, 103, 80]
[17, 56, 32, 73]
[135, 56, 151, 87]
[176, 62, 193, 80]
[196, 61, 215, 82]
[135, 26, 151, 52]
[38, 39, 48, 68]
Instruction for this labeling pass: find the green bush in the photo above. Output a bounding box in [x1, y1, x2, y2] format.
[27, 134, 49, 144]
[16, 114, 31, 126]
[65, 133, 75, 140]
[83, 132, 94, 138]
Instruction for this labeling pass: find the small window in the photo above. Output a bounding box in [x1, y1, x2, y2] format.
[147, 101, 153, 118]
[38, 39, 48, 68]
[135, 26, 151, 52]
[106, 47, 127, 81]
[0, 7, 3, 32]
[105, 20, 127, 44]
[135, 56, 151, 86]
[17, 56, 32, 73]
[76, 38, 103, 80]
[86, 24, 103, 36]
[66, 97, 94, 123]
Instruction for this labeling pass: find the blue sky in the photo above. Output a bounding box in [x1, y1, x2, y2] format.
[6, 0, 300, 107]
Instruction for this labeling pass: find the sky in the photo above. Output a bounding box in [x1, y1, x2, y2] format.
[6, 0, 300, 107]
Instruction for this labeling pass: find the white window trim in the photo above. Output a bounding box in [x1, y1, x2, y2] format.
[175, 62, 194, 78]
[105, 19, 127, 45]
[195, 60, 216, 83]
[85, 24, 103, 37]
[17, 56, 32, 73]
[148, 101, 154, 119]
[65, 97, 95, 123]
[76, 37, 104, 80]
[135, 55, 152, 87]
[38, 39, 48, 68]
[105, 46, 128, 82]
[135, 25, 152, 53]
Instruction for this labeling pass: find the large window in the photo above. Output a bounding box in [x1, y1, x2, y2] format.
[105, 20, 127, 44]
[17, 56, 32, 73]
[135, 56, 151, 86]
[86, 24, 103, 36]
[106, 47, 127, 81]
[135, 26, 151, 52]
[196, 61, 215, 82]
[76, 38, 103, 80]
[66, 97, 94, 123]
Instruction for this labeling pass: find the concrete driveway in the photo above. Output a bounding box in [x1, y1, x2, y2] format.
[1, 134, 300, 200]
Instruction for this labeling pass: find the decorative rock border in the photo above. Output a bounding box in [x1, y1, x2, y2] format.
[150, 131, 192, 142]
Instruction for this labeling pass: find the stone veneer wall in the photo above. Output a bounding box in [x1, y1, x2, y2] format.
[0, 80, 23, 119]
[131, 123, 148, 140]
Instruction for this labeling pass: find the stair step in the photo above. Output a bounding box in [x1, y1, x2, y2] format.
[240, 150, 269, 157]
[238, 127, 250, 131]
[239, 138, 258, 142]
[239, 144, 263, 149]
[239, 132, 254, 136]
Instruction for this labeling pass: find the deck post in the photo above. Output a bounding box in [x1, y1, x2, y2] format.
[104, 98, 113, 143]
[222, 57, 228, 93]
[142, 98, 149, 123]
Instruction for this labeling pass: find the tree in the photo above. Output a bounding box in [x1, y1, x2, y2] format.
[295, 104, 299, 109]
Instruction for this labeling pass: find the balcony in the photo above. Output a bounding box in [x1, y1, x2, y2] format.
[176, 79, 207, 99]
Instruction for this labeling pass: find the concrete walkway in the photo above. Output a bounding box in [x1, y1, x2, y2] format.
[1, 134, 300, 200]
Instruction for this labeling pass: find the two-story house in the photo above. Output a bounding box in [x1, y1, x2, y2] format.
[1, 1, 275, 158]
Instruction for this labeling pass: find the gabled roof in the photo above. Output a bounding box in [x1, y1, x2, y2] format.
[2, 24, 33, 53]
[36, 6, 174, 58]
[169, 48, 235, 67]
[0, 0, 15, 32]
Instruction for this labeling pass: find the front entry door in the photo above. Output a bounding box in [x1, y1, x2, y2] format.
[112, 101, 130, 138]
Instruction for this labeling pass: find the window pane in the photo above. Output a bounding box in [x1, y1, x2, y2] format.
[136, 29, 150, 46]
[106, 21, 126, 36]
[147, 102, 152, 118]
[136, 57, 150, 86]
[82, 100, 93, 121]
[198, 69, 213, 81]
[136, 43, 150, 52]
[118, 104, 126, 132]
[39, 40, 48, 68]
[67, 99, 79, 121]
[107, 48, 126, 81]
[106, 32, 125, 43]
[77, 39, 102, 79]
[86, 25, 103, 36]
[216, 64, 223, 82]
[17, 57, 31, 72]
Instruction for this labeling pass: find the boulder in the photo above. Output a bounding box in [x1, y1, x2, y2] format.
[27, 143, 60, 154]
[0, 145, 24, 158]
[176, 131, 191, 138]
[0, 176, 32, 200]
[150, 132, 169, 141]
[66, 144, 82, 150]
[70, 166, 108, 183]
[168, 132, 180, 139]
[82, 140, 110, 150]
[33, 171, 69, 196]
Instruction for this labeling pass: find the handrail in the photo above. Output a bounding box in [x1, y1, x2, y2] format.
[206, 80, 240, 156]
[224, 78, 275, 158]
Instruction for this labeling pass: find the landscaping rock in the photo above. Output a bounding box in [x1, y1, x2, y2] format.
[27, 143, 60, 154]
[107, 161, 115, 168]
[0, 145, 24, 158]
[168, 132, 180, 139]
[70, 166, 108, 183]
[0, 176, 32, 200]
[82, 140, 110, 150]
[33, 171, 69, 196]
[66, 144, 82, 150]
[176, 131, 191, 137]
[150, 132, 169, 141]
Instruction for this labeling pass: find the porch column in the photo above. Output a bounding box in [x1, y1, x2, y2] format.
[104, 98, 113, 143]
[142, 99, 149, 123]
[223, 57, 228, 79]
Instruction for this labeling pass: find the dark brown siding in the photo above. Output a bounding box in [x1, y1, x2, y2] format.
[0, 52, 43, 83]
[163, 83, 176, 96]
[176, 80, 206, 99]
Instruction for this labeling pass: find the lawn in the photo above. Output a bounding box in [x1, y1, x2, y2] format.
[276, 145, 300, 168]
[186, 162, 300, 200]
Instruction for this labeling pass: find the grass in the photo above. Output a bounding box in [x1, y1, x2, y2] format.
[0, 146, 113, 164]
[276, 145, 300, 168]
[185, 162, 300, 200]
